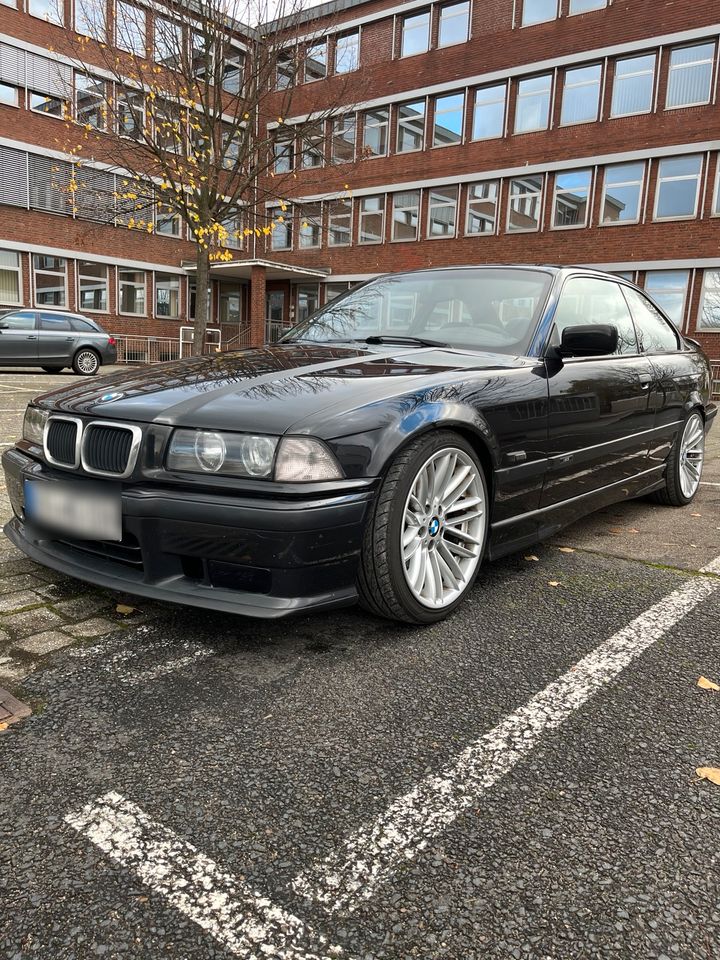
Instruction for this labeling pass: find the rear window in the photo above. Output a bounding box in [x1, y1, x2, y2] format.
[70, 317, 99, 332]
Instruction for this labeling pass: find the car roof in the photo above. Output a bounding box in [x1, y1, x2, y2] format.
[369, 264, 628, 284]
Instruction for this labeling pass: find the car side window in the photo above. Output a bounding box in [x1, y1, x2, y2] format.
[552, 277, 638, 355]
[0, 312, 36, 331]
[621, 287, 680, 354]
[70, 318, 96, 332]
[39, 314, 73, 332]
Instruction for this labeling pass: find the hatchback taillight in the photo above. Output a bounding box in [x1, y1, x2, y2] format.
[108, 336, 116, 346]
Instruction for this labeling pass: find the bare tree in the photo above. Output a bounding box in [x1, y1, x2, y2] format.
[47, 0, 364, 354]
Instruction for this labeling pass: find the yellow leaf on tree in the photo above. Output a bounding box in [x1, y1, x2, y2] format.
[698, 676, 720, 692]
[696, 767, 720, 785]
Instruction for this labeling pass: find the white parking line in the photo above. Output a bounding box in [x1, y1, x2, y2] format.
[292, 556, 720, 912]
[65, 792, 347, 960]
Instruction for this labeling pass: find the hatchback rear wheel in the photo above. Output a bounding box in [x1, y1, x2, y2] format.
[358, 431, 489, 624]
[73, 349, 100, 376]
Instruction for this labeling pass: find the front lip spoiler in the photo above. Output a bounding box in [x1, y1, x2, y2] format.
[4, 517, 358, 619]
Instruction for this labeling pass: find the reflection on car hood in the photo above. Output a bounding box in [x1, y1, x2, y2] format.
[33, 343, 528, 434]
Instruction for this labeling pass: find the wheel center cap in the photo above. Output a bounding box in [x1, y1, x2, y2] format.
[428, 517, 441, 537]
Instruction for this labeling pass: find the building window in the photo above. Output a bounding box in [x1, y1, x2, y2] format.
[305, 42, 327, 82]
[714, 158, 720, 215]
[561, 63, 602, 125]
[439, 2, 470, 47]
[397, 100, 426, 152]
[274, 137, 294, 173]
[427, 186, 458, 238]
[220, 216, 242, 249]
[507, 175, 543, 232]
[115, 2, 146, 56]
[33, 255, 67, 307]
[155, 273, 180, 318]
[299, 203, 322, 248]
[335, 30, 359, 73]
[119, 269, 146, 315]
[270, 206, 292, 250]
[514, 74, 552, 133]
[0, 251, 21, 305]
[156, 204, 182, 236]
[222, 54, 244, 94]
[654, 155, 703, 220]
[611, 54, 656, 118]
[521, 0, 557, 27]
[401, 10, 430, 57]
[331, 115, 356, 163]
[328, 198, 352, 246]
[299, 125, 324, 168]
[28, 0, 64, 24]
[78, 261, 108, 312]
[76, 74, 105, 130]
[363, 108, 389, 157]
[433, 93, 464, 147]
[472, 83, 506, 140]
[359, 195, 385, 243]
[117, 90, 143, 139]
[0, 84, 18, 107]
[297, 285, 319, 323]
[392, 190, 420, 241]
[699, 270, 720, 330]
[29, 92, 65, 118]
[466, 181, 499, 234]
[325, 282, 351, 302]
[276, 51, 295, 89]
[601, 162, 645, 224]
[75, 0, 106, 38]
[552, 169, 592, 228]
[644, 270, 690, 328]
[568, 0, 607, 12]
[666, 43, 715, 109]
[154, 17, 183, 68]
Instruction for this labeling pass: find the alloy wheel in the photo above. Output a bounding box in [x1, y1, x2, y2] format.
[679, 413, 705, 499]
[76, 351, 99, 375]
[400, 447, 486, 609]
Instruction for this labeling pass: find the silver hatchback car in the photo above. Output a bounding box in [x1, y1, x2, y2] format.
[0, 308, 117, 376]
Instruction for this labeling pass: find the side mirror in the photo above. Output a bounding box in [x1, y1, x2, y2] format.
[559, 324, 618, 358]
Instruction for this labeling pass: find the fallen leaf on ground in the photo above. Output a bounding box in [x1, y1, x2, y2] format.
[698, 676, 720, 692]
[116, 604, 136, 615]
[548, 581, 562, 587]
[557, 547, 575, 553]
[524, 555, 539, 562]
[628, 528, 640, 534]
[0, 722, 8, 732]
[691, 513, 702, 518]
[696, 767, 720, 785]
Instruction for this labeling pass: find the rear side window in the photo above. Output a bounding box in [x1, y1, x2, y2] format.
[552, 277, 638, 354]
[70, 318, 97, 332]
[40, 313, 72, 331]
[0, 311, 36, 331]
[622, 287, 680, 353]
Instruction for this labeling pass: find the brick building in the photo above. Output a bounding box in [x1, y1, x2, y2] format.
[1, 0, 719, 362]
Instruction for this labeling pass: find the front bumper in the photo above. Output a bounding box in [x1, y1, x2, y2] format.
[3, 449, 374, 618]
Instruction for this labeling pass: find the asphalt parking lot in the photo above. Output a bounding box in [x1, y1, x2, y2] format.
[0, 367, 719, 960]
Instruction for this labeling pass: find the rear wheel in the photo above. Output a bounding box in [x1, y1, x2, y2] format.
[650, 410, 705, 506]
[357, 431, 489, 624]
[42, 366, 63, 374]
[72, 349, 100, 376]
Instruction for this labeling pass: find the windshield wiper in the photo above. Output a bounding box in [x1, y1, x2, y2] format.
[358, 335, 448, 348]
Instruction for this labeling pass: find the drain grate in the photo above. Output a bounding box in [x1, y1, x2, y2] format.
[0, 687, 32, 730]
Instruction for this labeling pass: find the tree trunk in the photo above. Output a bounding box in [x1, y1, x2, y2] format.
[192, 245, 211, 357]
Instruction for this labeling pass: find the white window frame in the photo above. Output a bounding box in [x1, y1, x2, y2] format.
[712, 154, 720, 217]
[432, 92, 465, 148]
[298, 203, 322, 249]
[74, 0, 106, 38]
[274, 137, 295, 173]
[396, 99, 426, 153]
[610, 53, 657, 119]
[28, 0, 64, 25]
[643, 270, 690, 329]
[514, 73, 553, 134]
[77, 260, 109, 313]
[568, 0, 607, 14]
[331, 115, 356, 163]
[0, 83, 19, 108]
[506, 174, 544, 233]
[560, 63, 603, 126]
[328, 198, 353, 247]
[335, 30, 360, 74]
[465, 180, 500, 236]
[0, 251, 23, 307]
[438, 2, 470, 48]
[154, 16, 183, 68]
[28, 91, 66, 120]
[400, 10, 430, 58]
[363, 107, 389, 158]
[521, 0, 558, 28]
[471, 83, 506, 141]
[270, 206, 292, 251]
[154, 272, 181, 320]
[653, 155, 703, 222]
[551, 169, 592, 230]
[666, 42, 716, 110]
[426, 186, 458, 239]
[391, 190, 421, 242]
[32, 255, 68, 308]
[304, 41, 328, 83]
[600, 162, 646, 226]
[75, 73, 106, 130]
[115, 1, 146, 56]
[698, 269, 720, 332]
[118, 268, 147, 317]
[358, 195, 385, 245]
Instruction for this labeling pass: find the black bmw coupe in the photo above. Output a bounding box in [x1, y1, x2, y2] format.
[3, 266, 716, 623]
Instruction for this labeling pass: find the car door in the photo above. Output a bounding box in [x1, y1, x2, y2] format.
[38, 312, 75, 365]
[0, 311, 39, 364]
[541, 275, 657, 508]
[621, 285, 702, 466]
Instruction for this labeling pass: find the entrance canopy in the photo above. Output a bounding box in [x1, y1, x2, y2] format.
[183, 258, 330, 282]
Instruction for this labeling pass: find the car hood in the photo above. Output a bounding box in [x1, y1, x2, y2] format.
[34, 343, 528, 434]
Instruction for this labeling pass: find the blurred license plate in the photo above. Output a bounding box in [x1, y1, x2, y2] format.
[24, 480, 122, 542]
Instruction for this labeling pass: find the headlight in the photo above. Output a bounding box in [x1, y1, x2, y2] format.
[167, 429, 278, 478]
[23, 406, 49, 445]
[166, 430, 343, 482]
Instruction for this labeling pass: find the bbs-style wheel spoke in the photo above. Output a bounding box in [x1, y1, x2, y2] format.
[679, 413, 705, 499]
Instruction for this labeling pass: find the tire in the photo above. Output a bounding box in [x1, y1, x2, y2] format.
[357, 430, 489, 624]
[650, 410, 705, 507]
[72, 348, 100, 376]
[42, 366, 64, 374]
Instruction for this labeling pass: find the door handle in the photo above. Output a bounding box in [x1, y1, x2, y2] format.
[25, 335, 38, 340]
[638, 373, 652, 389]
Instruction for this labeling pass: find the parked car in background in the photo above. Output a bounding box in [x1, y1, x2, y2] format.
[2, 266, 716, 624]
[0, 309, 117, 376]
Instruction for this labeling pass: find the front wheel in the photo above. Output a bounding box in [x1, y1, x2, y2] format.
[650, 410, 705, 506]
[72, 349, 100, 376]
[357, 431, 489, 624]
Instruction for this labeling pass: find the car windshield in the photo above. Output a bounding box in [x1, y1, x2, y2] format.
[284, 268, 553, 355]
